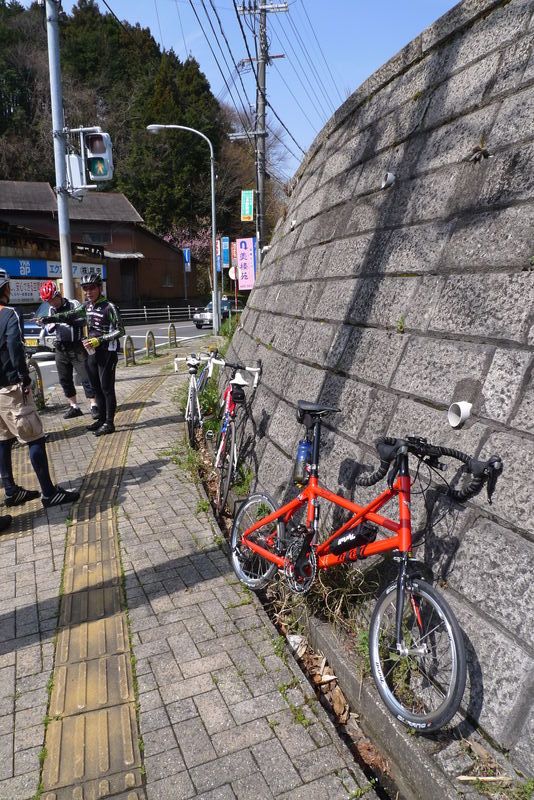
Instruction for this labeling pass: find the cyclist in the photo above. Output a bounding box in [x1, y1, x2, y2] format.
[0, 269, 79, 510]
[36, 280, 99, 420]
[80, 273, 124, 436]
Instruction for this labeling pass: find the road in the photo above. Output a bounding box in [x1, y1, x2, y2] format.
[34, 320, 211, 392]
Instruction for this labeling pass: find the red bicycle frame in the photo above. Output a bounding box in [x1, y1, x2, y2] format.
[241, 462, 412, 569]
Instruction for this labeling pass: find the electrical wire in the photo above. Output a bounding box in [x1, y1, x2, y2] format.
[187, 0, 252, 138]
[173, 0, 189, 59]
[207, 0, 254, 114]
[153, 0, 165, 51]
[270, 14, 329, 126]
[272, 61, 319, 135]
[285, 12, 336, 115]
[232, 0, 306, 156]
[297, 0, 344, 106]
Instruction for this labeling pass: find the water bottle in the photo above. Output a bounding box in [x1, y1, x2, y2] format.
[293, 438, 312, 485]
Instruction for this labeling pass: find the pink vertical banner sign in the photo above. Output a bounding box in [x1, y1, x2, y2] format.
[236, 237, 256, 290]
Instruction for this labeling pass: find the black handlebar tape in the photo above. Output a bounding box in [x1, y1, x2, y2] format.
[448, 474, 485, 502]
[353, 460, 390, 487]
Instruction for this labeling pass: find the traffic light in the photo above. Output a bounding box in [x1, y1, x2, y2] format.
[84, 132, 114, 182]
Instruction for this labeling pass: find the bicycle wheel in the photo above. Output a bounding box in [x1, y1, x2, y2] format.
[369, 578, 466, 732]
[216, 420, 235, 513]
[186, 386, 198, 447]
[230, 493, 282, 589]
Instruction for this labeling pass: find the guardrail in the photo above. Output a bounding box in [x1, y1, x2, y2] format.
[120, 306, 195, 325]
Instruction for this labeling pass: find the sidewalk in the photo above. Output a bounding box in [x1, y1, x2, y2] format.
[0, 351, 379, 800]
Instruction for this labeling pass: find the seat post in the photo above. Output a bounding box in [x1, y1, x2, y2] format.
[310, 419, 321, 477]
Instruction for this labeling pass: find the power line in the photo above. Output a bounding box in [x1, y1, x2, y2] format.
[153, 0, 165, 50]
[285, 12, 336, 115]
[270, 14, 329, 126]
[173, 0, 189, 59]
[207, 0, 254, 113]
[187, 0, 251, 137]
[272, 60, 319, 135]
[298, 0, 344, 105]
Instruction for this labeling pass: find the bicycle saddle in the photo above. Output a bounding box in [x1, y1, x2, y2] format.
[296, 400, 340, 424]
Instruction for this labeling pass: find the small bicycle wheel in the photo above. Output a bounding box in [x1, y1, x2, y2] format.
[216, 420, 235, 513]
[230, 493, 281, 589]
[369, 578, 466, 732]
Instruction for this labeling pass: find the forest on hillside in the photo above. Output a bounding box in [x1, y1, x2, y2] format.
[0, 0, 287, 269]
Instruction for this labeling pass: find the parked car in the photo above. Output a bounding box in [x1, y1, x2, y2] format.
[193, 299, 240, 329]
[23, 301, 56, 354]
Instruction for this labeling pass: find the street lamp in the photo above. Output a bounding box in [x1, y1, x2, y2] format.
[146, 123, 220, 334]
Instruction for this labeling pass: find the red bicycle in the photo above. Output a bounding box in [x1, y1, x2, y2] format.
[231, 400, 503, 732]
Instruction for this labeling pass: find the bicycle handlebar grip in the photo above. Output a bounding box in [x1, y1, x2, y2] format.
[353, 461, 390, 487]
[448, 474, 485, 502]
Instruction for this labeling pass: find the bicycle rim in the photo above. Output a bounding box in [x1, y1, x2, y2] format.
[216, 420, 235, 513]
[369, 579, 466, 732]
[230, 493, 280, 589]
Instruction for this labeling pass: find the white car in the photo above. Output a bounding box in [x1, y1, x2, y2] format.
[192, 300, 234, 329]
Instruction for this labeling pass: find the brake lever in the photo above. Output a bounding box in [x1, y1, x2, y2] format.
[485, 456, 503, 505]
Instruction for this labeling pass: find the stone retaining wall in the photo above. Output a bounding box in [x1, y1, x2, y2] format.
[228, 0, 534, 774]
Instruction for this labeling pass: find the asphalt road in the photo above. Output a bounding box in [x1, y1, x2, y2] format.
[34, 320, 211, 392]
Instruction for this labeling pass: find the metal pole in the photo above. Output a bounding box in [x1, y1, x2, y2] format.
[146, 124, 219, 334]
[44, 0, 75, 299]
[256, 4, 267, 272]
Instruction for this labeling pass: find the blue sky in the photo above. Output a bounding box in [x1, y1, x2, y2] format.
[30, 0, 459, 176]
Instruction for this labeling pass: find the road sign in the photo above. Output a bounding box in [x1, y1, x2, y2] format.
[241, 190, 254, 222]
[183, 248, 191, 273]
[216, 238, 221, 273]
[236, 237, 256, 290]
[222, 236, 230, 268]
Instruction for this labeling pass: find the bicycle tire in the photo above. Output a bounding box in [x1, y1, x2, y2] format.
[216, 420, 235, 513]
[369, 578, 466, 732]
[230, 493, 281, 589]
[186, 386, 198, 447]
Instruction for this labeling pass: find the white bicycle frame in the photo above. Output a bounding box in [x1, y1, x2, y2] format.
[175, 351, 219, 429]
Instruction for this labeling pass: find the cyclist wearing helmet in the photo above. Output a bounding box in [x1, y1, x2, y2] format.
[80, 273, 124, 436]
[0, 270, 79, 511]
[36, 281, 99, 420]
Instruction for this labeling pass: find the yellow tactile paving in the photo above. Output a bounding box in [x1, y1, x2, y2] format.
[39, 363, 171, 799]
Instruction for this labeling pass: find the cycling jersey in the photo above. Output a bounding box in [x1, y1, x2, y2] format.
[85, 297, 124, 352]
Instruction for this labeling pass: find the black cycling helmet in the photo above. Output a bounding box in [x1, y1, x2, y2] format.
[0, 269, 9, 291]
[80, 272, 103, 287]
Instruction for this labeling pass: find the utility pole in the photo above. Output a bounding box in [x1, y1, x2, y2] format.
[43, 0, 75, 299]
[237, 3, 287, 270]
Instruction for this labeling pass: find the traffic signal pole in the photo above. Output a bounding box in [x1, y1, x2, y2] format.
[44, 0, 75, 300]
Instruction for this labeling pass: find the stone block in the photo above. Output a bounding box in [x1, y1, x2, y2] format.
[478, 431, 534, 532]
[391, 335, 491, 405]
[347, 275, 423, 329]
[285, 362, 325, 406]
[272, 317, 306, 356]
[477, 142, 534, 209]
[293, 320, 336, 367]
[445, 206, 534, 269]
[373, 221, 452, 275]
[422, 0, 501, 53]
[305, 278, 355, 323]
[325, 234, 375, 278]
[318, 374, 372, 441]
[481, 348, 531, 423]
[387, 397, 486, 455]
[258, 351, 295, 397]
[448, 518, 534, 649]
[430, 273, 534, 342]
[492, 83, 534, 149]
[339, 327, 406, 386]
[510, 700, 534, 776]
[512, 369, 534, 434]
[491, 31, 534, 96]
[437, 0, 531, 76]
[409, 103, 498, 173]
[256, 440, 292, 499]
[424, 51, 501, 129]
[267, 401, 301, 455]
[446, 591, 532, 745]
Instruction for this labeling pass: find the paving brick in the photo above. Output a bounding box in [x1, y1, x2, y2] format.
[172, 716, 217, 768]
[189, 750, 258, 795]
[251, 738, 302, 795]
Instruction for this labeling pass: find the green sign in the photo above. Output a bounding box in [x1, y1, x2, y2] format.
[241, 189, 254, 222]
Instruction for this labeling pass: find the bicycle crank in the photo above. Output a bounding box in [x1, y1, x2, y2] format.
[284, 539, 317, 594]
